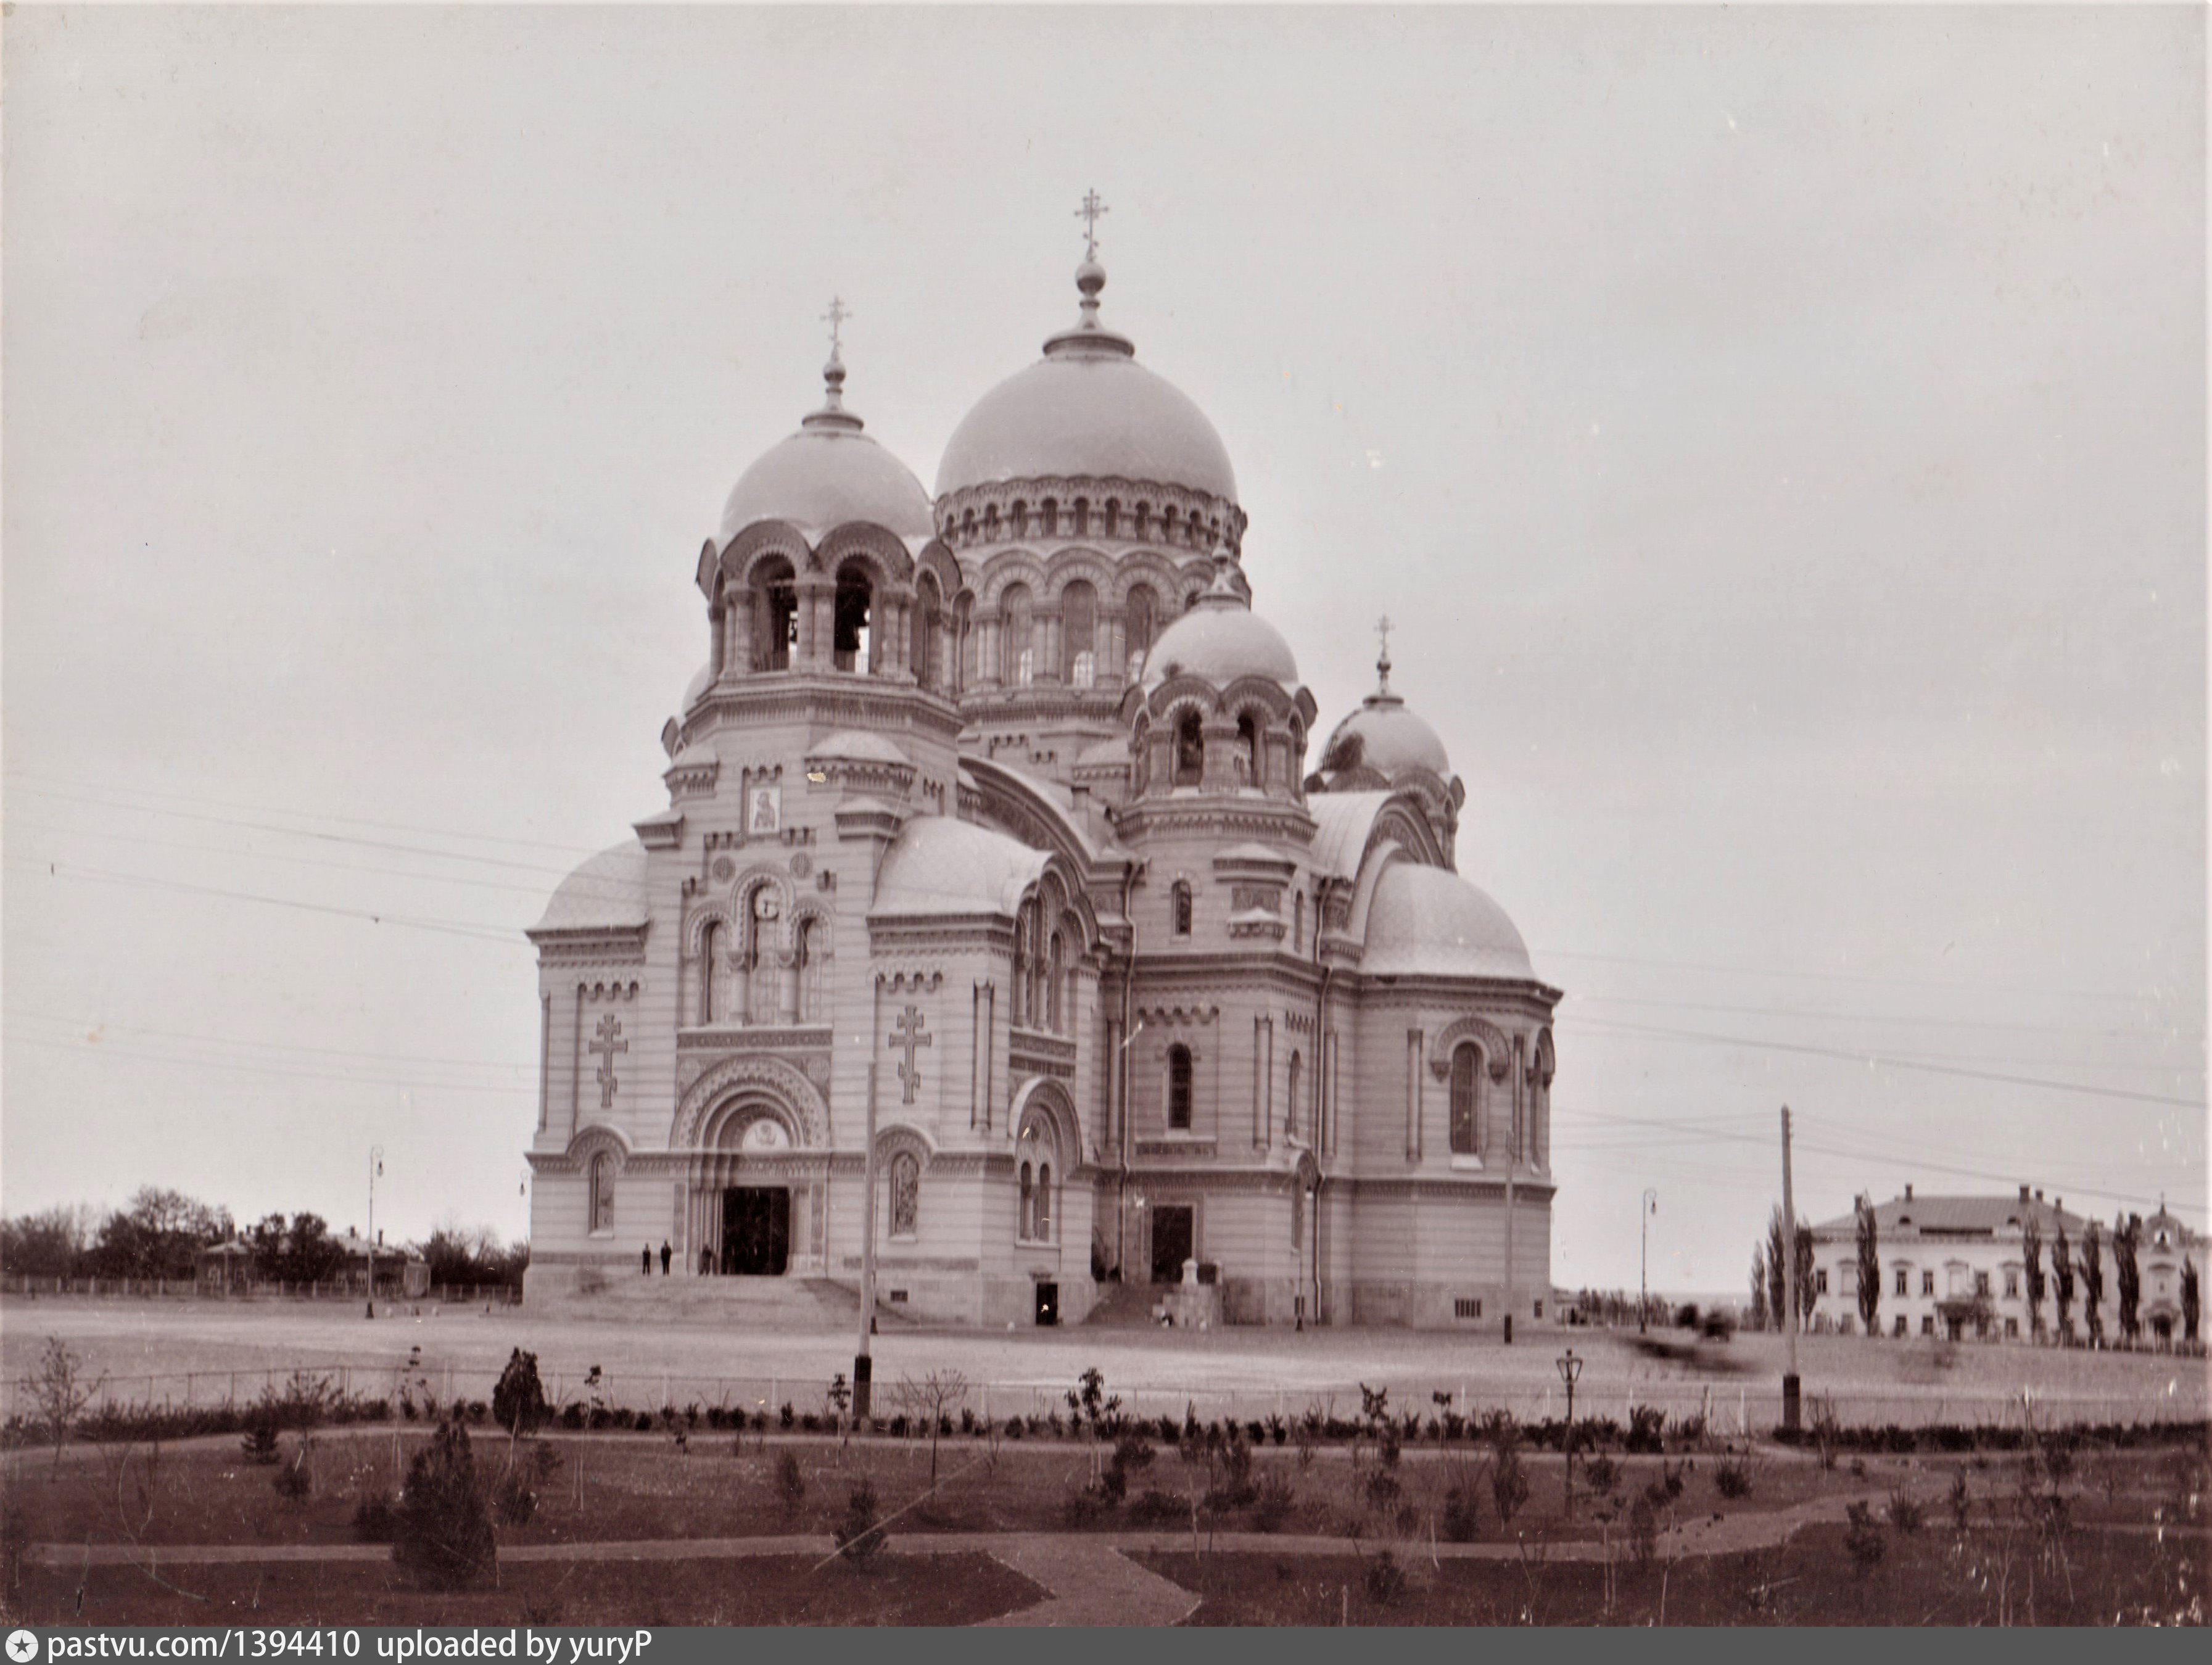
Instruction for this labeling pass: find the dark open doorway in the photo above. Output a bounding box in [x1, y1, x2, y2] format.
[1150, 1204, 1194, 1284]
[1034, 1282, 1059, 1326]
[721, 1187, 790, 1276]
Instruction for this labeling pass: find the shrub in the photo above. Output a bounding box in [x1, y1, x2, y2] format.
[1713, 1450, 1753, 1499]
[392, 1415, 497, 1591]
[1363, 1468, 1402, 1511]
[1490, 1445, 1530, 1524]
[272, 1444, 313, 1502]
[887, 1413, 909, 1439]
[1670, 1413, 1708, 1448]
[1582, 1453, 1620, 1495]
[1947, 1469, 1972, 1535]
[633, 1411, 653, 1432]
[560, 1403, 585, 1431]
[1004, 1418, 1024, 1441]
[241, 1423, 281, 1465]
[1625, 1406, 1666, 1455]
[1884, 1484, 1925, 1534]
[779, 1402, 794, 1430]
[777, 1451, 806, 1516]
[491, 1349, 548, 1437]
[493, 1469, 537, 1527]
[1363, 1549, 1406, 1606]
[351, 1490, 396, 1542]
[1844, 1500, 1886, 1576]
[1265, 1413, 1287, 1446]
[835, 1479, 886, 1565]
[1628, 1494, 1658, 1570]
[1129, 1489, 1182, 1526]
[1252, 1471, 1295, 1532]
[1062, 1492, 1102, 1529]
[1442, 1477, 1480, 1542]
[800, 1411, 821, 1434]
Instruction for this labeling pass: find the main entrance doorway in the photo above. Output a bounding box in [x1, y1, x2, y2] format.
[721, 1187, 790, 1276]
[1150, 1204, 1194, 1284]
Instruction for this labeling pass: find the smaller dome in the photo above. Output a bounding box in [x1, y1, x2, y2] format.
[683, 661, 712, 711]
[1321, 700, 1450, 779]
[872, 816, 1050, 919]
[717, 352, 935, 548]
[1141, 560, 1298, 691]
[1361, 861, 1533, 981]
[532, 841, 650, 934]
[807, 730, 910, 766]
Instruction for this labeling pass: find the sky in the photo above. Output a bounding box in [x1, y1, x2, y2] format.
[3, 4, 2204, 1294]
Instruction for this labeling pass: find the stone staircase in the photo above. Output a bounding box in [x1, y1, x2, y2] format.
[1075, 1278, 1163, 1329]
[542, 1275, 908, 1330]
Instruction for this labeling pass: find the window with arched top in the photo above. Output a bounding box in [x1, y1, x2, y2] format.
[1237, 712, 1261, 788]
[1041, 498, 1059, 537]
[833, 561, 873, 672]
[912, 572, 943, 692]
[796, 916, 824, 1022]
[754, 558, 798, 672]
[700, 922, 722, 1024]
[952, 593, 974, 693]
[588, 1152, 614, 1234]
[1018, 1162, 1034, 1237]
[1047, 932, 1066, 1033]
[1036, 1162, 1053, 1240]
[1450, 1044, 1481, 1155]
[1287, 1051, 1303, 1139]
[1124, 585, 1157, 684]
[888, 1151, 919, 1239]
[1168, 1044, 1194, 1131]
[1294, 893, 1305, 957]
[1174, 711, 1205, 786]
[1062, 580, 1097, 688]
[1000, 583, 1034, 687]
[1171, 880, 1193, 937]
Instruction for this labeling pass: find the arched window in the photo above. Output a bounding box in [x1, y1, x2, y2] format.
[1237, 712, 1261, 788]
[1018, 1162, 1034, 1237]
[911, 572, 943, 692]
[1073, 497, 1090, 537]
[1010, 500, 1028, 539]
[833, 561, 873, 672]
[796, 916, 824, 1022]
[1047, 932, 1066, 1033]
[952, 593, 974, 694]
[1125, 585, 1157, 683]
[1041, 498, 1059, 537]
[1000, 583, 1034, 686]
[754, 558, 798, 672]
[1450, 1044, 1480, 1155]
[1287, 1051, 1303, 1139]
[1062, 580, 1097, 688]
[699, 922, 722, 1024]
[888, 1151, 919, 1239]
[1174, 710, 1205, 786]
[1294, 893, 1305, 956]
[1291, 1181, 1305, 1247]
[1036, 1162, 1053, 1240]
[1010, 906, 1028, 1027]
[1171, 880, 1193, 937]
[588, 1152, 614, 1234]
[1024, 899, 1044, 1025]
[1104, 498, 1121, 538]
[1168, 1044, 1193, 1131]
[746, 889, 777, 1024]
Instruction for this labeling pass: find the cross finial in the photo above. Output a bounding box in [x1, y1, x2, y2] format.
[821, 295, 851, 354]
[1076, 189, 1109, 259]
[1375, 614, 1394, 695]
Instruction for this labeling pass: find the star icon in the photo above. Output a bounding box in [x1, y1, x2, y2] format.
[7, 1629, 39, 1663]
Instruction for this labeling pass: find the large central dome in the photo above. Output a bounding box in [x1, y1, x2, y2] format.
[935, 258, 1237, 505]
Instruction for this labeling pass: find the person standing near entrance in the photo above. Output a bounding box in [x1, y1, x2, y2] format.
[660, 1240, 672, 1276]
[642, 1244, 652, 1276]
[698, 1245, 712, 1275]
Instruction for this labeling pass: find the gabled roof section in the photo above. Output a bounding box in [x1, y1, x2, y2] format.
[1811, 1194, 2091, 1238]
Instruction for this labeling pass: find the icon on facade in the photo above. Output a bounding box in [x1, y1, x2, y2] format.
[748, 784, 781, 834]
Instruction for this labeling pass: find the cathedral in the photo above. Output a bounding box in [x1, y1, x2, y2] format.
[523, 218, 1561, 1329]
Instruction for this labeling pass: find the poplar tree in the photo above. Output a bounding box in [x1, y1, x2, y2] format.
[1854, 1196, 1881, 1336]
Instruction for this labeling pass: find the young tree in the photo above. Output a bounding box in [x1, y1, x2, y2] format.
[2079, 1219, 2106, 1347]
[32, 1337, 102, 1475]
[392, 1413, 497, 1590]
[2113, 1213, 2142, 1347]
[2020, 1213, 2046, 1341]
[1793, 1220, 1817, 1331]
[1749, 1246, 1769, 1332]
[1765, 1208, 1789, 1331]
[2052, 1216, 2076, 1341]
[2181, 1257, 2200, 1345]
[1855, 1196, 1882, 1336]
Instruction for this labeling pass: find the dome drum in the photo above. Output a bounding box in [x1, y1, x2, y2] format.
[937, 477, 1245, 560]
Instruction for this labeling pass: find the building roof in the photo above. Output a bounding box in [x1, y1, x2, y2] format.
[717, 357, 935, 548]
[935, 259, 1237, 504]
[532, 840, 651, 934]
[1141, 571, 1299, 692]
[1810, 1192, 2090, 1239]
[870, 814, 1050, 919]
[1306, 791, 1393, 880]
[1318, 695, 1451, 780]
[807, 729, 910, 766]
[1360, 859, 1535, 981]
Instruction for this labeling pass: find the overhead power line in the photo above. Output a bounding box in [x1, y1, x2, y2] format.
[1537, 946, 2180, 1007]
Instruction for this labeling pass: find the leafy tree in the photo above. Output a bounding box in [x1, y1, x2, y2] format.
[2181, 1257, 2200, 1345]
[0, 1206, 97, 1279]
[89, 1188, 231, 1279]
[1749, 1246, 1769, 1332]
[1855, 1196, 1881, 1336]
[1793, 1220, 1817, 1331]
[2020, 1213, 2046, 1339]
[2079, 1220, 2105, 1347]
[1765, 1210, 1788, 1329]
[2052, 1216, 2076, 1339]
[2113, 1213, 2142, 1347]
[492, 1349, 548, 1437]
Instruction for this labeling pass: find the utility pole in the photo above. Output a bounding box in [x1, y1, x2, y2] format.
[854, 1061, 879, 1421]
[365, 1146, 383, 1320]
[1503, 1155, 1516, 1346]
[1640, 1188, 1658, 1334]
[1780, 1104, 1801, 1432]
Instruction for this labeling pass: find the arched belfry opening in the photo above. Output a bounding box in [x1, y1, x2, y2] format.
[754, 557, 798, 672]
[833, 560, 873, 672]
[1174, 710, 1205, 786]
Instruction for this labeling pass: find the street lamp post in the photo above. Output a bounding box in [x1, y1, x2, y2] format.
[365, 1146, 384, 1320]
[1640, 1189, 1658, 1334]
[1556, 1347, 1583, 1517]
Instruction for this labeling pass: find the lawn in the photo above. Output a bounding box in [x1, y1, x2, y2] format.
[4, 1553, 1043, 1627]
[1142, 1521, 2210, 1626]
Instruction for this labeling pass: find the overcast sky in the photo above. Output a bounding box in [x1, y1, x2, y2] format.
[4, 4, 2203, 1294]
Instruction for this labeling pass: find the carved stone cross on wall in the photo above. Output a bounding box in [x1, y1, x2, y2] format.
[589, 1014, 627, 1109]
[889, 1004, 933, 1106]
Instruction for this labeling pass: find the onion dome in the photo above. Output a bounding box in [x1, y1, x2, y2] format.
[936, 252, 1237, 504]
[871, 815, 1051, 919]
[1314, 635, 1451, 785]
[717, 345, 935, 548]
[1140, 552, 1298, 690]
[1361, 861, 1534, 981]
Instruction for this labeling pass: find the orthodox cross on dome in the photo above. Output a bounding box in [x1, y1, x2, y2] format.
[889, 1004, 933, 1105]
[1375, 614, 1394, 695]
[589, 1014, 627, 1109]
[1075, 189, 1110, 258]
[821, 295, 851, 353]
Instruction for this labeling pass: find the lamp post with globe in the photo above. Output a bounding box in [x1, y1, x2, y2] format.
[1556, 1347, 1583, 1516]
